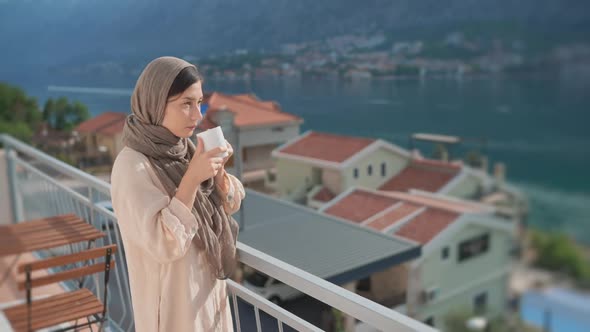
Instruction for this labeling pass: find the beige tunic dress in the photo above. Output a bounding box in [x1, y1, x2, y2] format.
[110, 146, 245, 332]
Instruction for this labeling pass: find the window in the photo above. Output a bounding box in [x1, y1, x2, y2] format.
[367, 165, 373, 176]
[424, 316, 434, 327]
[458, 233, 490, 262]
[242, 148, 248, 162]
[474, 292, 488, 313]
[441, 246, 449, 260]
[245, 272, 269, 288]
[381, 162, 386, 177]
[426, 287, 438, 302]
[356, 277, 371, 292]
[353, 168, 359, 179]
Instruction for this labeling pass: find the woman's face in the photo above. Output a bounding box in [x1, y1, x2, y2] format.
[162, 81, 203, 138]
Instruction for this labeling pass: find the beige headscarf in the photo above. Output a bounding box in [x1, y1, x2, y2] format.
[122, 56, 239, 280]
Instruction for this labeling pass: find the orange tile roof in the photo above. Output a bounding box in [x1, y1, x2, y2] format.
[365, 202, 423, 232]
[379, 158, 461, 192]
[278, 131, 376, 163]
[395, 208, 459, 244]
[200, 92, 301, 129]
[323, 190, 398, 223]
[312, 187, 336, 202]
[100, 119, 126, 136]
[321, 187, 480, 244]
[75, 112, 127, 136]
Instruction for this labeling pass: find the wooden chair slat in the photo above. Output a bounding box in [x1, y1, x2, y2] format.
[4, 290, 92, 318]
[6, 289, 103, 332]
[0, 214, 105, 257]
[0, 231, 104, 256]
[1, 224, 100, 243]
[18, 259, 115, 291]
[18, 245, 118, 273]
[10, 299, 102, 329]
[0, 215, 82, 233]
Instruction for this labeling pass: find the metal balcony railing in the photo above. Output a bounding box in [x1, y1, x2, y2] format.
[1, 134, 436, 332]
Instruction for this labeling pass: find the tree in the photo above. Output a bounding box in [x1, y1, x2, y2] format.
[0, 83, 41, 126]
[531, 230, 590, 289]
[42, 97, 90, 131]
[0, 121, 33, 144]
[0, 83, 41, 145]
[42, 98, 55, 123]
[465, 150, 484, 168]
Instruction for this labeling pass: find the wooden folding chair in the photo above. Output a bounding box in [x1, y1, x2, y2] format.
[2, 245, 117, 332]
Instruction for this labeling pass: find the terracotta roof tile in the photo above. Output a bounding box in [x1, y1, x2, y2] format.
[365, 202, 422, 232]
[379, 158, 460, 192]
[312, 187, 336, 202]
[75, 112, 127, 136]
[100, 119, 126, 136]
[278, 132, 376, 163]
[232, 94, 280, 111]
[395, 208, 459, 244]
[200, 92, 300, 129]
[323, 190, 398, 223]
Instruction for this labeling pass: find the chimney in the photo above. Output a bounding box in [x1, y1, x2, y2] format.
[211, 106, 240, 178]
[493, 162, 506, 183]
[211, 105, 236, 141]
[480, 155, 489, 174]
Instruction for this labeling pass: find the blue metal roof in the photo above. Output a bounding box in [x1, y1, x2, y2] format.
[235, 190, 421, 285]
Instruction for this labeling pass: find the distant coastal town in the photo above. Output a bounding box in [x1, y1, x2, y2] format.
[44, 30, 590, 85]
[192, 31, 590, 81]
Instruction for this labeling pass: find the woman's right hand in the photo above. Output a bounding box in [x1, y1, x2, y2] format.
[187, 137, 227, 185]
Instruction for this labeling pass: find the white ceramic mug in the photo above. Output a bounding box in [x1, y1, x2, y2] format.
[196, 126, 229, 158]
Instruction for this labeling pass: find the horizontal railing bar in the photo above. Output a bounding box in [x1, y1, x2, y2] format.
[237, 243, 436, 332]
[2, 134, 436, 332]
[14, 156, 93, 209]
[1, 134, 111, 197]
[227, 280, 322, 332]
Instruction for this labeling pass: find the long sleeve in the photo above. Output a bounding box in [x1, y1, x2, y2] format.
[111, 153, 199, 264]
[215, 171, 246, 215]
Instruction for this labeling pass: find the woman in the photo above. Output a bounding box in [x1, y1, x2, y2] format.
[111, 56, 245, 332]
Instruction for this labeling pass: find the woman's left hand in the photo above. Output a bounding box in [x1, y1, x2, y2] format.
[215, 140, 234, 191]
[221, 139, 234, 166]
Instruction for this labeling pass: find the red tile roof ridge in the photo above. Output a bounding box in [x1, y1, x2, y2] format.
[379, 190, 487, 214]
[208, 92, 280, 113]
[408, 189, 494, 213]
[410, 157, 463, 172]
[363, 202, 425, 232]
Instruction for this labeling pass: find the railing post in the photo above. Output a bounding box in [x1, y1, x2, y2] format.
[88, 186, 95, 226]
[5, 145, 24, 223]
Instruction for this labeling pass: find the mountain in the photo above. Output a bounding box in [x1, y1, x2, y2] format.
[1, 0, 589, 83]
